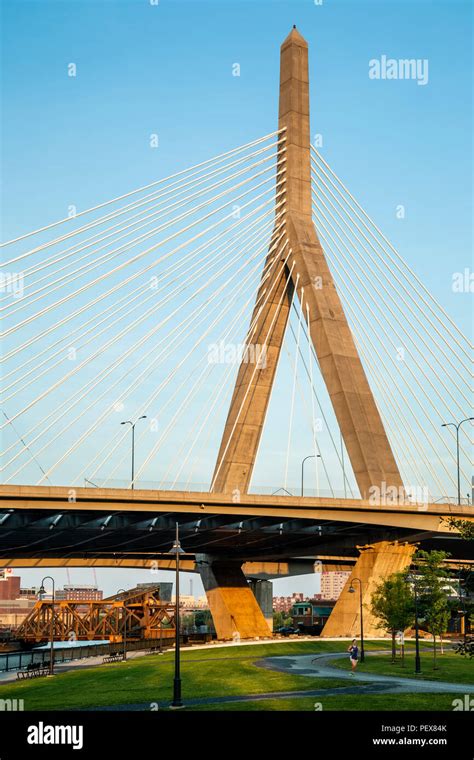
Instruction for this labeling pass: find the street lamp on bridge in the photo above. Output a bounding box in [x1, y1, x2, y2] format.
[38, 576, 55, 677]
[120, 415, 147, 489]
[441, 417, 473, 505]
[301, 454, 321, 497]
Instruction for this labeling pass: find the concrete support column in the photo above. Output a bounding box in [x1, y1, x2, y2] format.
[321, 541, 416, 638]
[196, 555, 272, 640]
[248, 579, 274, 632]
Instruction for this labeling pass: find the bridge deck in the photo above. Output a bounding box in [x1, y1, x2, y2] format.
[0, 485, 471, 565]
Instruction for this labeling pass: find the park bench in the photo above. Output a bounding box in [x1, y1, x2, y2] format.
[102, 652, 123, 663]
[17, 663, 50, 680]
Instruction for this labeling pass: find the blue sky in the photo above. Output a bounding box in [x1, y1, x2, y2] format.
[2, 0, 472, 597]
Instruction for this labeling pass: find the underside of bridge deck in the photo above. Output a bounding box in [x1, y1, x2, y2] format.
[0, 488, 471, 638]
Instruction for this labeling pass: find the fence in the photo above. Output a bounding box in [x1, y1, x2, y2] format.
[0, 638, 173, 673]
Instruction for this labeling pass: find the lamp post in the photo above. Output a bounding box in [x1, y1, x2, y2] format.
[441, 417, 474, 504]
[348, 578, 365, 662]
[407, 573, 422, 674]
[301, 454, 321, 497]
[458, 570, 472, 644]
[168, 522, 185, 709]
[457, 571, 465, 642]
[121, 415, 147, 489]
[117, 588, 127, 660]
[38, 577, 55, 676]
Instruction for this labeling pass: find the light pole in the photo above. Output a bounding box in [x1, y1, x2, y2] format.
[301, 454, 321, 497]
[458, 570, 472, 644]
[348, 578, 365, 662]
[441, 417, 473, 504]
[38, 576, 55, 676]
[407, 573, 422, 674]
[117, 588, 127, 660]
[168, 522, 185, 709]
[121, 415, 147, 489]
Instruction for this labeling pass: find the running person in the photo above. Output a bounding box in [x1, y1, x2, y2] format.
[347, 639, 359, 673]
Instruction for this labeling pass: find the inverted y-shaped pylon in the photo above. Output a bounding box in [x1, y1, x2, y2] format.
[212, 27, 403, 500]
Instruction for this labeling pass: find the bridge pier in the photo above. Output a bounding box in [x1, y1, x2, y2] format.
[321, 541, 416, 638]
[196, 555, 272, 640]
[248, 579, 274, 632]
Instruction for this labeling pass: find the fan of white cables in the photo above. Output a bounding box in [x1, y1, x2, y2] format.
[1, 130, 289, 489]
[311, 146, 473, 503]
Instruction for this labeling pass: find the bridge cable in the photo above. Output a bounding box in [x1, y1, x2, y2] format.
[134, 240, 294, 487]
[2, 193, 281, 389]
[3, 176, 284, 361]
[312, 202, 472, 467]
[2, 129, 285, 251]
[283, 280, 302, 492]
[32, 225, 289, 484]
[319, 237, 462, 492]
[311, 147, 471, 356]
[3, 203, 282, 405]
[311, 161, 472, 393]
[87, 232, 287, 487]
[210, 254, 295, 492]
[2, 138, 285, 290]
[3, 214, 287, 477]
[2, 165, 280, 331]
[3, 151, 282, 317]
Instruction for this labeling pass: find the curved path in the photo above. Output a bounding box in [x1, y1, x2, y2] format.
[91, 649, 473, 710]
[255, 650, 474, 695]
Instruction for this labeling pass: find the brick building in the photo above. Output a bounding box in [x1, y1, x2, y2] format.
[320, 571, 351, 600]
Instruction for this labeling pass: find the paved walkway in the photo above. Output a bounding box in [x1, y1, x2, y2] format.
[256, 651, 474, 695]
[0, 647, 158, 685]
[3, 644, 470, 710]
[90, 649, 474, 710]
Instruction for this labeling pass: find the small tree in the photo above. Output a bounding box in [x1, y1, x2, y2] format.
[273, 611, 293, 629]
[415, 550, 452, 669]
[370, 571, 415, 663]
[445, 517, 474, 541]
[455, 636, 474, 658]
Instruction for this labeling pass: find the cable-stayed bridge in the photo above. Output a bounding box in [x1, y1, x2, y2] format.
[1, 28, 472, 639]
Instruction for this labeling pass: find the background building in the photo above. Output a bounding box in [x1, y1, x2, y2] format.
[273, 593, 304, 613]
[0, 569, 20, 600]
[56, 585, 103, 601]
[172, 594, 209, 610]
[320, 571, 351, 600]
[0, 570, 36, 629]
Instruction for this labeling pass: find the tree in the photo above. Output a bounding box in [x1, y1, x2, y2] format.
[370, 571, 415, 663]
[455, 636, 474, 658]
[273, 611, 293, 629]
[445, 518, 474, 541]
[415, 550, 452, 669]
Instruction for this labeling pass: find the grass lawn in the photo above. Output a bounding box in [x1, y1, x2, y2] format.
[0, 640, 359, 711]
[331, 648, 473, 684]
[186, 693, 459, 711]
[1, 639, 465, 712]
[332, 649, 474, 685]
